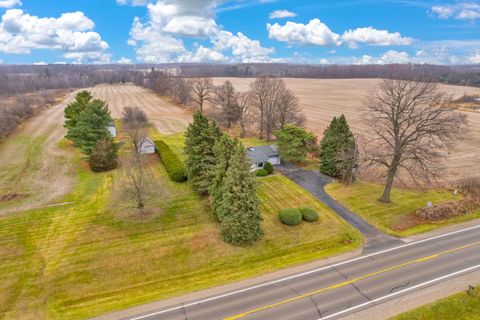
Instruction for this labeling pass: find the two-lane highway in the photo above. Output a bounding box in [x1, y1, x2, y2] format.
[120, 225, 480, 320]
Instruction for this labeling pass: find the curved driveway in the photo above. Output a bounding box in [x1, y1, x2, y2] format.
[276, 164, 403, 252]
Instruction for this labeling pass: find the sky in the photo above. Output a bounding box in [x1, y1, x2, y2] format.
[0, 0, 479, 65]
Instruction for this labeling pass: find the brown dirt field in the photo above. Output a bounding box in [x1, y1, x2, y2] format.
[89, 84, 191, 134]
[214, 78, 480, 184]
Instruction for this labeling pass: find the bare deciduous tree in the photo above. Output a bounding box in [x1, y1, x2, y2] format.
[122, 106, 148, 152]
[363, 78, 469, 203]
[213, 80, 240, 128]
[250, 77, 304, 140]
[190, 77, 214, 112]
[276, 88, 305, 128]
[122, 106, 150, 215]
[170, 77, 191, 105]
[236, 91, 255, 137]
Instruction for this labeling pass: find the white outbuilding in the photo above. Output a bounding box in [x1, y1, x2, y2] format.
[138, 137, 156, 154]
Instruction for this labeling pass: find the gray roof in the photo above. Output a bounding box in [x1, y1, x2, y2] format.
[246, 145, 278, 163]
[139, 137, 155, 147]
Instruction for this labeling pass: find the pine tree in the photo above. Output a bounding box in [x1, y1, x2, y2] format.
[319, 115, 355, 177]
[88, 137, 119, 172]
[64, 91, 93, 132]
[274, 124, 316, 163]
[210, 134, 238, 221]
[218, 143, 263, 245]
[184, 111, 221, 195]
[68, 99, 113, 155]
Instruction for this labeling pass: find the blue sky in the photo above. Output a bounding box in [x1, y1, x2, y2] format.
[0, 0, 479, 64]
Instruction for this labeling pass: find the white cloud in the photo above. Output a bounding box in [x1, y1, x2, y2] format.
[0, 9, 110, 63]
[269, 10, 297, 19]
[341, 27, 413, 48]
[431, 3, 480, 21]
[212, 30, 275, 62]
[431, 6, 454, 19]
[267, 19, 341, 46]
[117, 57, 133, 64]
[33, 61, 47, 65]
[377, 50, 410, 64]
[116, 0, 148, 6]
[128, 0, 275, 63]
[0, 0, 21, 8]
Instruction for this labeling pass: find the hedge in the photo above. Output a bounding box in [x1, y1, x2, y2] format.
[300, 207, 319, 222]
[154, 140, 187, 182]
[279, 208, 302, 226]
[263, 162, 274, 174]
[255, 169, 269, 177]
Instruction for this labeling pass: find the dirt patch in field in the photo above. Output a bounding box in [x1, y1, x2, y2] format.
[214, 78, 480, 185]
[0, 193, 28, 202]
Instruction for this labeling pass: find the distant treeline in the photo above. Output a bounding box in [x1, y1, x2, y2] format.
[1, 63, 480, 96]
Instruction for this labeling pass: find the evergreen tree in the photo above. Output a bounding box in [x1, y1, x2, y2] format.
[210, 134, 238, 220]
[218, 143, 263, 245]
[184, 111, 221, 195]
[319, 115, 355, 177]
[274, 124, 316, 163]
[64, 91, 93, 132]
[68, 99, 113, 155]
[88, 137, 119, 172]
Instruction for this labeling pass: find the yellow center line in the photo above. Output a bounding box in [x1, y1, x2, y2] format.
[224, 241, 480, 320]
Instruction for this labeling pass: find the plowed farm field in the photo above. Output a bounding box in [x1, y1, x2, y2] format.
[214, 78, 480, 184]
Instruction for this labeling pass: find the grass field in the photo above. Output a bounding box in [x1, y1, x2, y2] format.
[0, 130, 361, 320]
[325, 181, 480, 237]
[392, 287, 480, 320]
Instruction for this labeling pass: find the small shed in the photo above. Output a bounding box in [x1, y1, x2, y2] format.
[246, 145, 280, 170]
[138, 137, 156, 154]
[106, 122, 117, 137]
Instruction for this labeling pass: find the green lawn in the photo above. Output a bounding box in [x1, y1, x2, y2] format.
[0, 131, 361, 320]
[392, 287, 480, 320]
[325, 181, 479, 237]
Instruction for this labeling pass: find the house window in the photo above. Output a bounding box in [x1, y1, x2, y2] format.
[257, 162, 264, 168]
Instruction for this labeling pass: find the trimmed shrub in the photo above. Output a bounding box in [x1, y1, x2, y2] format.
[255, 168, 269, 177]
[154, 140, 187, 182]
[300, 207, 319, 222]
[88, 137, 119, 172]
[279, 208, 302, 226]
[263, 162, 274, 174]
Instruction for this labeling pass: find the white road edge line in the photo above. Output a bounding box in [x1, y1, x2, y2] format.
[127, 224, 480, 320]
[320, 264, 480, 319]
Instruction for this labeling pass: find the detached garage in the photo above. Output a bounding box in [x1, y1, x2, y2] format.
[247, 145, 280, 170]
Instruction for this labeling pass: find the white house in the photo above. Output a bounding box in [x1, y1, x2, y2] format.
[106, 122, 117, 137]
[246, 145, 280, 170]
[138, 137, 156, 154]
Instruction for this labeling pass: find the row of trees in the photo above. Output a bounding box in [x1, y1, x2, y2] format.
[139, 74, 305, 139]
[0, 90, 58, 139]
[64, 91, 119, 172]
[185, 112, 263, 245]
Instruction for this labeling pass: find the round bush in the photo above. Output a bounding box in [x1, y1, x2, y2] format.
[256, 168, 269, 177]
[300, 207, 319, 222]
[263, 162, 274, 174]
[279, 208, 302, 226]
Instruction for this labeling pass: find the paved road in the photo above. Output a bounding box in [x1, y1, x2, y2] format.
[277, 164, 403, 252]
[117, 225, 480, 320]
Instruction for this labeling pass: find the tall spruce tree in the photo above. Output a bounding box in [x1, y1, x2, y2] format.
[319, 115, 355, 177]
[274, 124, 316, 163]
[210, 134, 238, 221]
[67, 99, 113, 155]
[64, 91, 93, 132]
[218, 143, 263, 245]
[184, 111, 222, 195]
